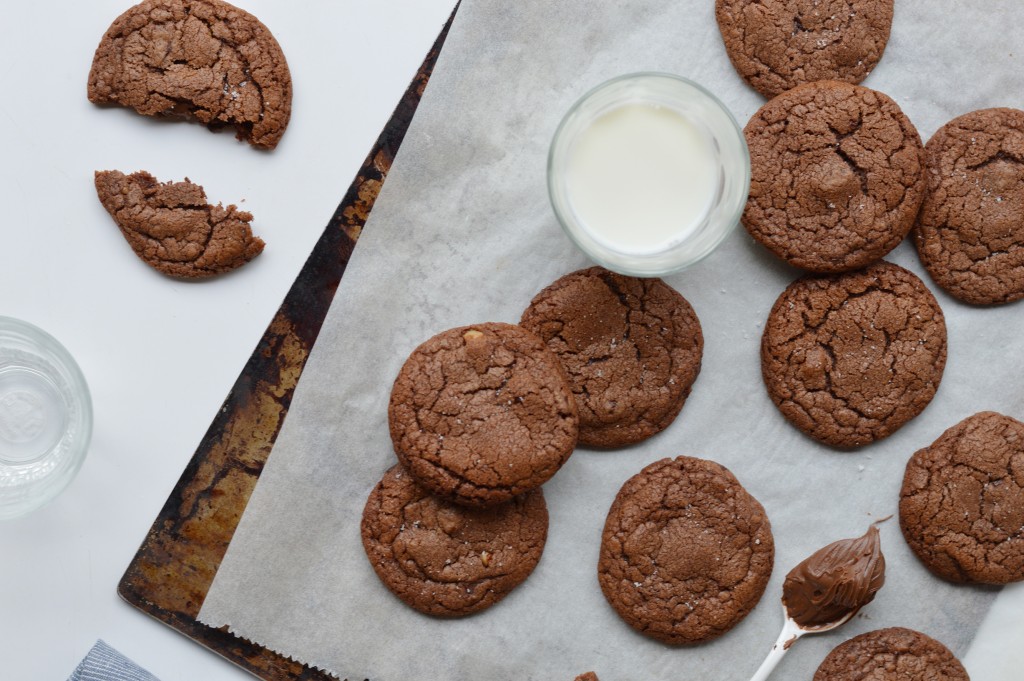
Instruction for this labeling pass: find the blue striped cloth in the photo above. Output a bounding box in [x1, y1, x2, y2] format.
[67, 640, 161, 681]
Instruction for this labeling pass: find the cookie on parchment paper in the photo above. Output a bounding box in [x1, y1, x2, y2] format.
[95, 169, 265, 278]
[520, 267, 703, 448]
[743, 81, 925, 273]
[598, 456, 774, 645]
[761, 261, 947, 448]
[900, 411, 1024, 585]
[388, 323, 578, 508]
[88, 0, 292, 150]
[715, 0, 894, 99]
[361, 464, 548, 617]
[813, 627, 969, 681]
[914, 108, 1024, 305]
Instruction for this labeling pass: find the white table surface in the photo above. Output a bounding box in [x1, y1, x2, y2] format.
[0, 1, 456, 679]
[2, 2, 1023, 680]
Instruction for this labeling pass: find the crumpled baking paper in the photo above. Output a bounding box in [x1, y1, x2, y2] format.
[199, 1, 1024, 678]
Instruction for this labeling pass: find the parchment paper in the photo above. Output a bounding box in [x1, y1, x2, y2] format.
[198, 1, 1024, 679]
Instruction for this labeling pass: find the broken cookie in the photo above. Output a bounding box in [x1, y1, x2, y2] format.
[95, 169, 265, 278]
[88, 0, 292, 150]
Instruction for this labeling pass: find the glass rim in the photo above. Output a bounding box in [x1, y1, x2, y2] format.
[0, 315, 92, 519]
[0, 315, 92, 407]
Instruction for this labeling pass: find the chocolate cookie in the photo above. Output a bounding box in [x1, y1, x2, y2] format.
[95, 170, 264, 278]
[520, 267, 703, 448]
[361, 464, 548, 617]
[716, 0, 894, 99]
[899, 411, 1024, 584]
[761, 261, 947, 448]
[598, 456, 774, 645]
[914, 108, 1024, 305]
[744, 81, 926, 273]
[88, 0, 291, 150]
[813, 627, 969, 681]
[388, 323, 578, 507]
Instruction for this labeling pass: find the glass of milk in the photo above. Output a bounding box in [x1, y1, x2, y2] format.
[0, 317, 92, 520]
[548, 72, 749, 276]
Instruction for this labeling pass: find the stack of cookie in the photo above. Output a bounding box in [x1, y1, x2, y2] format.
[362, 322, 577, 616]
[715, 2, 1024, 678]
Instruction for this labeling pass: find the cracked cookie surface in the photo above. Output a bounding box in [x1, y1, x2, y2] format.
[716, 0, 893, 99]
[597, 456, 774, 645]
[388, 322, 578, 507]
[520, 267, 703, 448]
[813, 627, 969, 681]
[761, 261, 946, 448]
[914, 108, 1024, 305]
[88, 0, 291, 150]
[899, 411, 1024, 584]
[361, 464, 548, 617]
[95, 169, 264, 278]
[744, 81, 925, 273]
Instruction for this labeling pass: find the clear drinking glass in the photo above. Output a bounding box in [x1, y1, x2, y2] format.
[548, 72, 750, 277]
[0, 317, 92, 520]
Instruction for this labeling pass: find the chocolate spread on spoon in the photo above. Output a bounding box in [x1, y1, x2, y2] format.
[782, 525, 886, 628]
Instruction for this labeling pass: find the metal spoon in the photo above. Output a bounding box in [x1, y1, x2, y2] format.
[747, 605, 859, 681]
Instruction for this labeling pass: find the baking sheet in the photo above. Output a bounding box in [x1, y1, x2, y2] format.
[198, 1, 1024, 679]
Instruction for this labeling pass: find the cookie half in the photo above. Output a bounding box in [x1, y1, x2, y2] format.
[900, 411, 1024, 584]
[914, 108, 1024, 305]
[95, 170, 264, 278]
[715, 0, 894, 99]
[88, 0, 292, 150]
[520, 267, 703, 448]
[361, 464, 548, 617]
[813, 627, 969, 681]
[761, 261, 947, 448]
[598, 456, 774, 644]
[744, 81, 926, 273]
[388, 323, 578, 507]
